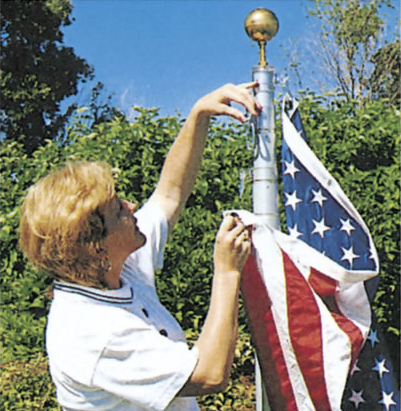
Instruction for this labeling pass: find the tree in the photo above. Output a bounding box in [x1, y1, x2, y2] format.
[305, 0, 398, 103]
[0, 0, 93, 154]
[369, 39, 400, 104]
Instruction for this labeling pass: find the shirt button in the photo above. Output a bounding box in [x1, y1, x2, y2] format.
[142, 308, 149, 317]
[159, 329, 168, 337]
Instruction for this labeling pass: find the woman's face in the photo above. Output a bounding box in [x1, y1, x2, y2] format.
[102, 197, 146, 263]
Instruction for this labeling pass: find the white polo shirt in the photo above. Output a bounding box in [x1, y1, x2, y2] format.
[46, 201, 199, 411]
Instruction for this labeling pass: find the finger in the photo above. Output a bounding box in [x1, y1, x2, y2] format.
[237, 237, 252, 266]
[229, 221, 247, 241]
[223, 84, 261, 117]
[235, 230, 250, 245]
[238, 80, 259, 92]
[218, 219, 245, 246]
[242, 238, 252, 256]
[217, 104, 248, 123]
[239, 82, 263, 111]
[241, 236, 252, 249]
[220, 214, 237, 232]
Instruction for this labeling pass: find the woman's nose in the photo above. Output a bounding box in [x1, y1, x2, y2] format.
[122, 200, 138, 214]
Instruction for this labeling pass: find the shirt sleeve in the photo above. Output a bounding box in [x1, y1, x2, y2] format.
[137, 201, 168, 270]
[92, 319, 199, 411]
[124, 201, 169, 286]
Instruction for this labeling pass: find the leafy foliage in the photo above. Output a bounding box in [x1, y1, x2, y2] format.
[369, 39, 401, 105]
[0, 0, 93, 154]
[1, 91, 399, 408]
[1, 353, 60, 411]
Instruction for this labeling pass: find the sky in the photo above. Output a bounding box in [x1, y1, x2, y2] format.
[63, 0, 399, 118]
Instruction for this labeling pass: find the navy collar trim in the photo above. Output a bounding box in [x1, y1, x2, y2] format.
[53, 281, 134, 305]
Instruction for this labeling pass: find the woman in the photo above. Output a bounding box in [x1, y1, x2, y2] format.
[19, 82, 261, 411]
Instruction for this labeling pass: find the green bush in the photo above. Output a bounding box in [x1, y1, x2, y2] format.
[1, 92, 399, 408]
[1, 353, 60, 411]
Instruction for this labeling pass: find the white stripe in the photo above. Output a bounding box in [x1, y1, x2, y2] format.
[226, 210, 378, 282]
[253, 225, 316, 411]
[317, 292, 352, 410]
[336, 282, 371, 337]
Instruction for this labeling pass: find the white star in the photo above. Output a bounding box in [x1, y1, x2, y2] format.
[285, 191, 302, 211]
[348, 390, 365, 409]
[367, 329, 380, 348]
[340, 218, 356, 236]
[369, 247, 378, 267]
[373, 358, 390, 378]
[284, 160, 300, 179]
[341, 246, 359, 267]
[350, 360, 361, 375]
[379, 391, 397, 411]
[312, 218, 330, 238]
[369, 248, 375, 261]
[288, 224, 302, 239]
[311, 189, 327, 207]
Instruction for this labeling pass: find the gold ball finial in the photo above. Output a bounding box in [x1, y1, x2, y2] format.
[245, 8, 279, 67]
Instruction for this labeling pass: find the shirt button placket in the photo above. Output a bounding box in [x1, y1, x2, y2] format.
[159, 329, 168, 337]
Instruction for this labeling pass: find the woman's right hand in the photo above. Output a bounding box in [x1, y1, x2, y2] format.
[192, 82, 261, 123]
[213, 214, 251, 275]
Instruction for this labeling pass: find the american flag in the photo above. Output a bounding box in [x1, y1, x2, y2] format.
[237, 96, 399, 410]
[283, 96, 400, 411]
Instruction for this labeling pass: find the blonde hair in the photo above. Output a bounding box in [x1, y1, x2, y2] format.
[19, 161, 116, 288]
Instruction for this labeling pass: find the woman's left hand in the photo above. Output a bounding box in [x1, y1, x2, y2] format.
[192, 81, 262, 123]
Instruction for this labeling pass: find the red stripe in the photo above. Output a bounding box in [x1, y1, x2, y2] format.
[283, 251, 332, 411]
[309, 268, 365, 368]
[308, 268, 338, 301]
[242, 248, 298, 411]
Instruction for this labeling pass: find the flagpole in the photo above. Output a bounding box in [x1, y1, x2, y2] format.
[251, 64, 279, 227]
[244, 8, 279, 411]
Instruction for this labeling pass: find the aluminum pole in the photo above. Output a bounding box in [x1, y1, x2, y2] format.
[252, 65, 279, 229]
[244, 9, 279, 410]
[251, 63, 279, 411]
